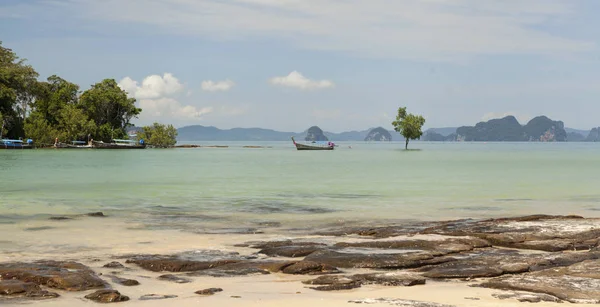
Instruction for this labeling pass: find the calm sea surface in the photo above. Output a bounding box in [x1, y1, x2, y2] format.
[2, 141, 600, 232]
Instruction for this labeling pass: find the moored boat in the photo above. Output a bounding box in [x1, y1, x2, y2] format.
[1, 139, 34, 149]
[54, 140, 93, 149]
[92, 139, 146, 149]
[291, 136, 335, 150]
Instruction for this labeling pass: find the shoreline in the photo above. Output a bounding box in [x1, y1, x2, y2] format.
[2, 214, 600, 306]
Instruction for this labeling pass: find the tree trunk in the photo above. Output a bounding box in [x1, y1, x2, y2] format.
[405, 138, 409, 150]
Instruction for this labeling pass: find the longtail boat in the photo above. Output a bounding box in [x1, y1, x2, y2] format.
[92, 139, 146, 149]
[54, 140, 93, 149]
[1, 139, 34, 149]
[291, 136, 335, 150]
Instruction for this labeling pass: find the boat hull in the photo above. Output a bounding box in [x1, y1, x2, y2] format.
[92, 142, 146, 149]
[294, 143, 334, 150]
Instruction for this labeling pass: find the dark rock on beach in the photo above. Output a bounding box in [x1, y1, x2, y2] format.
[0, 261, 107, 291]
[195, 288, 223, 295]
[103, 262, 125, 269]
[303, 272, 425, 291]
[87, 212, 106, 217]
[304, 249, 452, 269]
[0, 280, 60, 299]
[126, 257, 241, 272]
[157, 274, 191, 284]
[258, 245, 327, 257]
[106, 275, 139, 286]
[280, 260, 340, 275]
[85, 289, 129, 303]
[49, 216, 72, 221]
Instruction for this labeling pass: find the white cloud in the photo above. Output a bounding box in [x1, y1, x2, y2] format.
[70, 0, 593, 61]
[481, 112, 532, 124]
[118, 73, 213, 124]
[201, 79, 235, 92]
[270, 71, 334, 90]
[139, 98, 213, 119]
[119, 73, 184, 99]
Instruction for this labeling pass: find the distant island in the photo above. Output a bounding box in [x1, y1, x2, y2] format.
[423, 116, 597, 142]
[364, 127, 392, 141]
[170, 116, 596, 142]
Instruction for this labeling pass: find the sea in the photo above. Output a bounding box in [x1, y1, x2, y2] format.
[2, 141, 600, 233]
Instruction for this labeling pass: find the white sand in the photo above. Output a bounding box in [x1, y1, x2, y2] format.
[1, 217, 596, 306]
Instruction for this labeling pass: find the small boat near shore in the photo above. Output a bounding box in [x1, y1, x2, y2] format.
[92, 139, 146, 149]
[1, 139, 34, 149]
[291, 136, 335, 150]
[54, 140, 93, 149]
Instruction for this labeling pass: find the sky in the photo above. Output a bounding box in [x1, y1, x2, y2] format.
[1, 0, 599, 132]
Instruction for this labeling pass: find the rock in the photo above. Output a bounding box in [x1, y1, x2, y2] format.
[87, 212, 106, 217]
[334, 237, 490, 256]
[0, 280, 60, 299]
[139, 294, 178, 300]
[157, 274, 191, 284]
[103, 262, 125, 269]
[84, 290, 129, 303]
[309, 282, 361, 291]
[304, 126, 328, 142]
[126, 257, 240, 272]
[416, 249, 600, 279]
[49, 216, 72, 221]
[351, 272, 426, 287]
[258, 245, 326, 257]
[186, 261, 282, 277]
[364, 127, 392, 142]
[0, 261, 107, 291]
[303, 272, 425, 291]
[241, 240, 327, 249]
[349, 298, 456, 307]
[106, 275, 139, 286]
[492, 292, 561, 303]
[280, 261, 340, 275]
[195, 288, 223, 295]
[477, 259, 600, 303]
[304, 250, 452, 269]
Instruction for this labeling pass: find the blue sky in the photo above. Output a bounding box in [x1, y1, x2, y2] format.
[1, 0, 599, 132]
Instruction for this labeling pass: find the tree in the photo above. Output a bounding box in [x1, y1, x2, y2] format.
[391, 107, 426, 150]
[79, 79, 141, 141]
[24, 112, 59, 145]
[33, 75, 80, 126]
[57, 104, 96, 142]
[0, 41, 39, 139]
[0, 111, 4, 138]
[137, 123, 178, 148]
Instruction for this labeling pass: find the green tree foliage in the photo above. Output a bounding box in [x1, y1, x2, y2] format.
[33, 75, 80, 126]
[57, 104, 97, 142]
[0, 41, 39, 139]
[137, 122, 178, 148]
[391, 107, 426, 149]
[79, 79, 141, 141]
[24, 112, 59, 145]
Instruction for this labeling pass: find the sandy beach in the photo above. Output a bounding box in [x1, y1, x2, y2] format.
[3, 214, 600, 306]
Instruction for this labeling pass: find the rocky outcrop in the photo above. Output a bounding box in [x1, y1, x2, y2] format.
[303, 272, 425, 291]
[455, 115, 567, 142]
[0, 261, 107, 291]
[84, 290, 129, 303]
[364, 127, 392, 141]
[0, 280, 59, 299]
[195, 288, 223, 295]
[304, 126, 328, 142]
[585, 127, 600, 142]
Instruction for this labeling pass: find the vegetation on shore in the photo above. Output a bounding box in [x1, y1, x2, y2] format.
[136, 123, 178, 148]
[0, 41, 177, 147]
[391, 107, 425, 149]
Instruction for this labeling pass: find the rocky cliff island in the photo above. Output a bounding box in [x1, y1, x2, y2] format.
[456, 115, 567, 142]
[304, 126, 329, 142]
[364, 127, 392, 141]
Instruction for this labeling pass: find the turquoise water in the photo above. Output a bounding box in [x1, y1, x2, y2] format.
[2, 142, 600, 231]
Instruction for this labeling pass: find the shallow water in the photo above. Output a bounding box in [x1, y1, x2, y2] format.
[2, 141, 600, 231]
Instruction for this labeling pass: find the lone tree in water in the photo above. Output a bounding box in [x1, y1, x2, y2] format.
[391, 107, 425, 150]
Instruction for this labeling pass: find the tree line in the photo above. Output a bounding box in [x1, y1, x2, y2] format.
[0, 41, 176, 147]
